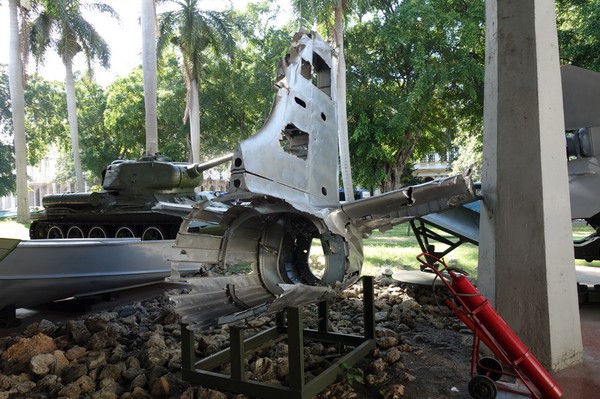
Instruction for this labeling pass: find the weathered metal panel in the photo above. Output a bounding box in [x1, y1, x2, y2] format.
[169, 30, 477, 331]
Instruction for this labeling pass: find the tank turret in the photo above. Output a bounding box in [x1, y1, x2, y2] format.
[29, 153, 232, 240]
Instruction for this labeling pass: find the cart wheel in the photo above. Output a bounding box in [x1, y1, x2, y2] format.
[476, 357, 503, 381]
[468, 375, 497, 399]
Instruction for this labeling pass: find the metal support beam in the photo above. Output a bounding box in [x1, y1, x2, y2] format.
[179, 276, 376, 399]
[287, 306, 305, 392]
[231, 326, 245, 381]
[318, 300, 330, 332]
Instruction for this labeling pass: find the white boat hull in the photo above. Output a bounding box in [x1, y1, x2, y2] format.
[0, 238, 198, 310]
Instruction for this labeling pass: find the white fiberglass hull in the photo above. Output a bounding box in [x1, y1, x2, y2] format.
[0, 238, 197, 310]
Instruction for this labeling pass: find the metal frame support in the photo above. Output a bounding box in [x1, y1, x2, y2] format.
[410, 219, 467, 261]
[180, 276, 376, 399]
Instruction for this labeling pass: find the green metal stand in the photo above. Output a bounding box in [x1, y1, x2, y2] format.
[180, 276, 376, 399]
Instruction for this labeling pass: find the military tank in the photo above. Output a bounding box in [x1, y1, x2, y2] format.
[29, 153, 232, 240]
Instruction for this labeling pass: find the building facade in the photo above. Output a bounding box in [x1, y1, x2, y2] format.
[412, 151, 453, 180]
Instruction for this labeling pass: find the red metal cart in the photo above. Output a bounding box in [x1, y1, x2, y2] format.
[416, 253, 563, 399]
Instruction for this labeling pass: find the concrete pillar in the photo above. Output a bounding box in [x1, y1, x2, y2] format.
[479, 0, 583, 370]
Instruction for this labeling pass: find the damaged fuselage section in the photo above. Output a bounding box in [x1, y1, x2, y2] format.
[168, 30, 476, 331]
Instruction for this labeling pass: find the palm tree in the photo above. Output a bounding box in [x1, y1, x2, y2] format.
[157, 0, 235, 163]
[8, 0, 30, 223]
[141, 0, 158, 156]
[29, 0, 119, 192]
[292, 0, 369, 200]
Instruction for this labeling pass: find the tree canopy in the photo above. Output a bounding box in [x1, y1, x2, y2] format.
[346, 0, 485, 190]
[8, 0, 600, 197]
[29, 0, 118, 192]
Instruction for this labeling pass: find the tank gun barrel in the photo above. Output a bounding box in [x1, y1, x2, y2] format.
[186, 153, 233, 179]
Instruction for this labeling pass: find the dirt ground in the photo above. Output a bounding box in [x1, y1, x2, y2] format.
[322, 309, 476, 399]
[376, 323, 474, 398]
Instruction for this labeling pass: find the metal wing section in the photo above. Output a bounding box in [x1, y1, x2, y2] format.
[334, 174, 476, 233]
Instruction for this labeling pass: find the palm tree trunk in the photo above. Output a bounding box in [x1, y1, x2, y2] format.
[64, 59, 85, 192]
[334, 5, 354, 200]
[8, 0, 29, 223]
[141, 0, 158, 155]
[190, 79, 201, 163]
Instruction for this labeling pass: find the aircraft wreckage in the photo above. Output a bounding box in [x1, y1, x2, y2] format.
[0, 30, 474, 327]
[164, 30, 477, 331]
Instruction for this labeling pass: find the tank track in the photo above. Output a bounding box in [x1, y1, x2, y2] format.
[29, 220, 180, 241]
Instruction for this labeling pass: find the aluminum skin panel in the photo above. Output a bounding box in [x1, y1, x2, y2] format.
[169, 30, 477, 331]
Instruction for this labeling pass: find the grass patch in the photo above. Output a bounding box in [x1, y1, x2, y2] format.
[572, 221, 600, 267]
[360, 224, 479, 278]
[357, 220, 600, 280]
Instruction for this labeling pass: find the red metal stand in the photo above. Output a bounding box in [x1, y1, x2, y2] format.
[416, 253, 563, 399]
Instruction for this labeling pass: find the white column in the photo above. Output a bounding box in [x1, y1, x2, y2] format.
[479, 0, 583, 370]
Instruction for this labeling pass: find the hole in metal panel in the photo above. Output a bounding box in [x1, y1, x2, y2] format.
[308, 238, 325, 279]
[279, 123, 309, 160]
[300, 54, 332, 98]
[294, 97, 307, 108]
[313, 52, 331, 98]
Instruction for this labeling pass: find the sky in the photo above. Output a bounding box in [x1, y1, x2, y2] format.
[0, 0, 292, 86]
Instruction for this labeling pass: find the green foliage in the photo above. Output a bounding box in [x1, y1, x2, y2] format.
[451, 130, 482, 180]
[157, 0, 240, 161]
[23, 75, 68, 165]
[29, 0, 116, 69]
[69, 52, 189, 179]
[15, 0, 596, 195]
[199, 2, 293, 157]
[341, 363, 365, 385]
[0, 142, 15, 197]
[94, 56, 189, 169]
[103, 69, 147, 160]
[53, 149, 77, 185]
[0, 66, 14, 195]
[291, 0, 371, 35]
[0, 65, 11, 132]
[77, 78, 110, 182]
[291, 0, 336, 33]
[156, 54, 189, 161]
[557, 0, 600, 70]
[346, 0, 485, 190]
[158, 0, 237, 84]
[447, 0, 600, 185]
